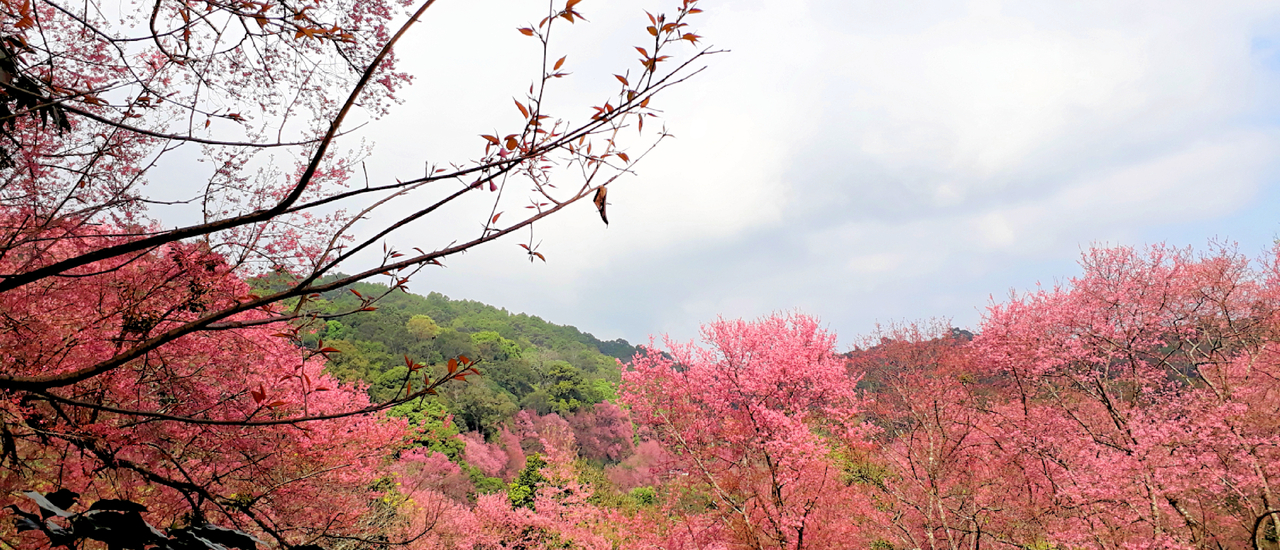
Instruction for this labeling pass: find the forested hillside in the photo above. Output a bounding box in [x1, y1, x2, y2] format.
[263, 277, 635, 434]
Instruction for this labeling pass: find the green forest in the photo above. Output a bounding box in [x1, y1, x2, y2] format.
[279, 279, 633, 431]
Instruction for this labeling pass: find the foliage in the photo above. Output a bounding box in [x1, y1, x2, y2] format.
[9, 9, 1270, 545]
[303, 281, 631, 431]
[389, 400, 465, 460]
[508, 454, 549, 510]
[629, 487, 657, 507]
[406, 315, 442, 342]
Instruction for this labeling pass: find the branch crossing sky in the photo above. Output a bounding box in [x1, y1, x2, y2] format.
[329, 0, 1280, 346]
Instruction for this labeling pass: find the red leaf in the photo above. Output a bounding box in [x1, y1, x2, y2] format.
[459, 354, 471, 365]
[319, 347, 340, 353]
[518, 27, 535, 36]
[554, 56, 566, 70]
[617, 152, 630, 162]
[514, 99, 529, 118]
[448, 358, 458, 373]
[615, 74, 629, 86]
[266, 400, 287, 408]
[350, 289, 362, 298]
[491, 212, 503, 224]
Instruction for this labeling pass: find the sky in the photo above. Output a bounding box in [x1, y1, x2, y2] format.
[324, 0, 1280, 348]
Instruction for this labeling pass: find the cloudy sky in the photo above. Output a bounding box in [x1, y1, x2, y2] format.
[336, 0, 1280, 348]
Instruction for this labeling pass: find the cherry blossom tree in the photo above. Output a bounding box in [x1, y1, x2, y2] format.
[568, 401, 635, 463]
[0, 240, 408, 548]
[851, 324, 1054, 550]
[0, 0, 714, 545]
[843, 244, 1280, 550]
[606, 439, 669, 491]
[970, 243, 1280, 549]
[621, 313, 883, 550]
[857, 244, 1280, 550]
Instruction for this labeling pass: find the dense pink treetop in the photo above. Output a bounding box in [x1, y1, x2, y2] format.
[569, 401, 636, 463]
[606, 439, 671, 490]
[622, 313, 882, 550]
[461, 431, 509, 479]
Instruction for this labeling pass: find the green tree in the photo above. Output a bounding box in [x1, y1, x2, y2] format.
[323, 320, 350, 341]
[322, 339, 393, 385]
[445, 383, 518, 436]
[520, 390, 555, 415]
[388, 400, 465, 460]
[487, 358, 539, 399]
[472, 331, 523, 361]
[545, 361, 591, 415]
[508, 454, 549, 509]
[433, 328, 476, 361]
[406, 314, 441, 341]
